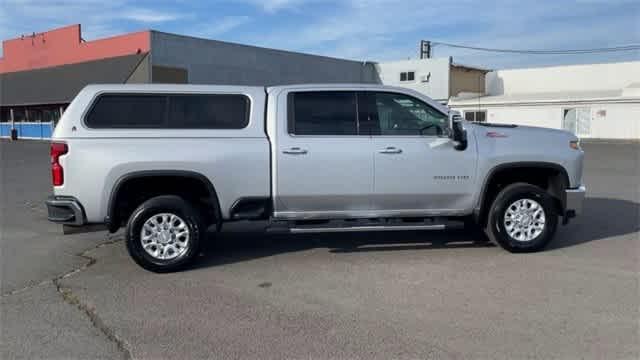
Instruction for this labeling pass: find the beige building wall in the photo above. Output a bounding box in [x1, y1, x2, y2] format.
[125, 54, 150, 84]
[449, 65, 486, 98]
[152, 65, 189, 84]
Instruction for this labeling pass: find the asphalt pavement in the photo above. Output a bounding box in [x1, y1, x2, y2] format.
[1, 139, 638, 359]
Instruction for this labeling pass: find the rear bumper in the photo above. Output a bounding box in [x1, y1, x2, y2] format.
[565, 185, 586, 216]
[45, 196, 86, 226]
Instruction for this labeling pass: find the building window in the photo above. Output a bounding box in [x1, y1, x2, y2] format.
[400, 71, 415, 82]
[42, 109, 60, 123]
[12, 109, 26, 122]
[464, 110, 487, 122]
[0, 107, 63, 123]
[562, 107, 591, 137]
[0, 108, 9, 122]
[28, 109, 43, 122]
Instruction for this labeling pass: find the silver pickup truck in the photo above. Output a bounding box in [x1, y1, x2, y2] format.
[46, 84, 586, 272]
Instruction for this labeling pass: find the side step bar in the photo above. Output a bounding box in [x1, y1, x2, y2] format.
[290, 224, 445, 233]
[268, 217, 460, 234]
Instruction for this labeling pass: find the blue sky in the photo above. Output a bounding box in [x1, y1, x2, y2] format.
[1, 0, 639, 69]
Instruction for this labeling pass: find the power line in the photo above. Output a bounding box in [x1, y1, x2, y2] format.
[428, 41, 640, 55]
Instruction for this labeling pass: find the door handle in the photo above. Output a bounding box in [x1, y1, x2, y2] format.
[378, 147, 402, 154]
[283, 147, 308, 155]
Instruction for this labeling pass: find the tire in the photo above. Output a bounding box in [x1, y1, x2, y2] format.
[125, 195, 204, 272]
[485, 183, 558, 253]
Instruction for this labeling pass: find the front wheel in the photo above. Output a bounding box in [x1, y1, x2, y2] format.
[486, 183, 558, 253]
[125, 195, 204, 272]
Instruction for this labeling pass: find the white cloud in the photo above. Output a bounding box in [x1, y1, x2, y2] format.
[1, 0, 638, 68]
[243, 0, 321, 13]
[194, 16, 252, 38]
[0, 1, 186, 43]
[122, 9, 182, 23]
[251, 0, 640, 67]
[250, 0, 463, 60]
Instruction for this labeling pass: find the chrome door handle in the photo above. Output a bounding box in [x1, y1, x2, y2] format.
[283, 147, 308, 155]
[378, 147, 402, 154]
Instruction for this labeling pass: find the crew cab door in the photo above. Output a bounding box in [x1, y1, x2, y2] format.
[271, 90, 374, 219]
[360, 91, 477, 215]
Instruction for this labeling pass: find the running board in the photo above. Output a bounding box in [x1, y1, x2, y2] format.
[267, 217, 460, 234]
[290, 224, 445, 233]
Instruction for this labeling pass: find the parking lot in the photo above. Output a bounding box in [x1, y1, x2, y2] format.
[1, 139, 638, 359]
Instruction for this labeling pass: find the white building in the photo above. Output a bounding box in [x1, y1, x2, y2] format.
[375, 57, 488, 103]
[448, 61, 640, 140]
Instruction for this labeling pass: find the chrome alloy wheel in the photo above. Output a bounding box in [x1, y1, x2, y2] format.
[503, 199, 546, 242]
[140, 213, 190, 260]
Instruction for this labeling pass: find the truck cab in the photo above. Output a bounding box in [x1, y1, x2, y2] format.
[267, 84, 477, 220]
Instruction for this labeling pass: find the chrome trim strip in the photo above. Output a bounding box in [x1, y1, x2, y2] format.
[290, 224, 446, 233]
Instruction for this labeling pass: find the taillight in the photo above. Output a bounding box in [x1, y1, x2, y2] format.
[51, 142, 68, 186]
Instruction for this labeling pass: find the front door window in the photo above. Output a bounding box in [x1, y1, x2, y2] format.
[359, 92, 449, 136]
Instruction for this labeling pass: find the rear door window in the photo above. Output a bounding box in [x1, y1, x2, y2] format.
[288, 91, 357, 135]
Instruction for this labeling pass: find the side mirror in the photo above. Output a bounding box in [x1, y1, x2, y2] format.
[451, 116, 468, 151]
[448, 110, 462, 130]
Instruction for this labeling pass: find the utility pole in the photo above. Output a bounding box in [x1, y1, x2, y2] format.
[420, 40, 431, 59]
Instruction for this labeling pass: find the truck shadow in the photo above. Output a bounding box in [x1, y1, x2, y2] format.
[191, 197, 638, 269]
[548, 197, 639, 250]
[194, 228, 492, 270]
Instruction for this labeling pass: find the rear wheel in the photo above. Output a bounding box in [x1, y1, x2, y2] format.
[125, 195, 204, 272]
[486, 183, 558, 253]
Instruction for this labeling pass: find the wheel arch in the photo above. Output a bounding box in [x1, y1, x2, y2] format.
[106, 170, 222, 233]
[474, 162, 570, 227]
